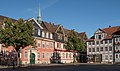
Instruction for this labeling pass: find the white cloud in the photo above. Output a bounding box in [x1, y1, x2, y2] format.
[42, 0, 60, 10]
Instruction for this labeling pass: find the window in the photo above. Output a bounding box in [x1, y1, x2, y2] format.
[24, 51, 28, 58]
[66, 53, 68, 58]
[105, 55, 108, 60]
[109, 47, 112, 51]
[42, 53, 45, 58]
[105, 40, 108, 44]
[42, 41, 45, 48]
[50, 42, 53, 48]
[96, 41, 99, 45]
[50, 33, 53, 39]
[105, 47, 108, 51]
[110, 55, 112, 60]
[109, 40, 112, 43]
[57, 43, 61, 48]
[38, 40, 40, 48]
[100, 41, 103, 44]
[46, 32, 49, 38]
[116, 54, 118, 58]
[96, 47, 99, 52]
[116, 38, 118, 42]
[58, 35, 62, 40]
[92, 42, 95, 45]
[100, 47, 103, 51]
[92, 48, 95, 52]
[32, 21, 35, 24]
[38, 29, 41, 36]
[116, 46, 118, 50]
[88, 42, 91, 45]
[42, 31, 45, 37]
[46, 42, 49, 48]
[38, 52, 40, 59]
[63, 53, 65, 58]
[69, 53, 71, 58]
[98, 35, 101, 39]
[35, 28, 38, 35]
[89, 48, 91, 52]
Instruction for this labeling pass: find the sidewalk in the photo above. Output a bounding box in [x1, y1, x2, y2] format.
[0, 63, 120, 69]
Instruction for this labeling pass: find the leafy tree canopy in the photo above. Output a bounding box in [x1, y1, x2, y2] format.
[65, 30, 86, 53]
[0, 18, 34, 51]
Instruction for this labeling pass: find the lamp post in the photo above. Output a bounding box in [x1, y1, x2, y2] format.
[30, 48, 32, 65]
[11, 50, 15, 68]
[19, 47, 22, 67]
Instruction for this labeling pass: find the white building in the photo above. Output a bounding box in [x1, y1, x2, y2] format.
[87, 26, 120, 64]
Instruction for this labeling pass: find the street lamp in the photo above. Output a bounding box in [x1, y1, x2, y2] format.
[11, 50, 15, 68]
[19, 47, 22, 66]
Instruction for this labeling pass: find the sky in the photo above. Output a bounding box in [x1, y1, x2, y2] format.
[0, 0, 120, 38]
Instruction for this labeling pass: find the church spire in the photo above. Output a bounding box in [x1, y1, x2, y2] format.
[37, 5, 42, 24]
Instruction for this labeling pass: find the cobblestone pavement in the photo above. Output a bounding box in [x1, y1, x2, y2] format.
[0, 64, 120, 71]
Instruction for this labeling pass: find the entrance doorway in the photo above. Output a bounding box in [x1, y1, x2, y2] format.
[30, 53, 35, 64]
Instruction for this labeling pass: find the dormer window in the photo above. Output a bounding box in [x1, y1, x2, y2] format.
[50, 33, 53, 39]
[42, 31, 45, 37]
[46, 32, 49, 38]
[98, 35, 101, 39]
[38, 29, 41, 36]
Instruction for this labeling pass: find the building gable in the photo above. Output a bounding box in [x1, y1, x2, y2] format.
[55, 25, 65, 36]
[94, 29, 105, 34]
[28, 18, 43, 29]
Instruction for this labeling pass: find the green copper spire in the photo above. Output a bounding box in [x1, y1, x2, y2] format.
[37, 5, 42, 24]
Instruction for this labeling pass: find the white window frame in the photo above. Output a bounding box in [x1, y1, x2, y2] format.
[50, 33, 53, 39]
[38, 29, 41, 36]
[24, 51, 28, 59]
[46, 32, 49, 38]
[42, 31, 45, 37]
[38, 52, 40, 59]
[42, 41, 45, 48]
[38, 40, 40, 48]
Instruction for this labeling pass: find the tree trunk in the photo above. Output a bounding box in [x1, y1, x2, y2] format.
[73, 50, 76, 63]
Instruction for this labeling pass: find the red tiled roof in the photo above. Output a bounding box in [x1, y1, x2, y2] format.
[102, 26, 120, 35]
[87, 26, 120, 41]
[102, 26, 120, 39]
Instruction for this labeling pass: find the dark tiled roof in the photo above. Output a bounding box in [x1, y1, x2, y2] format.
[0, 15, 17, 27]
[63, 28, 71, 35]
[0, 15, 16, 22]
[41, 22, 59, 33]
[78, 32, 87, 38]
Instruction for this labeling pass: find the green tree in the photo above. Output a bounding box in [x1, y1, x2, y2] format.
[0, 18, 34, 66]
[64, 30, 86, 63]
